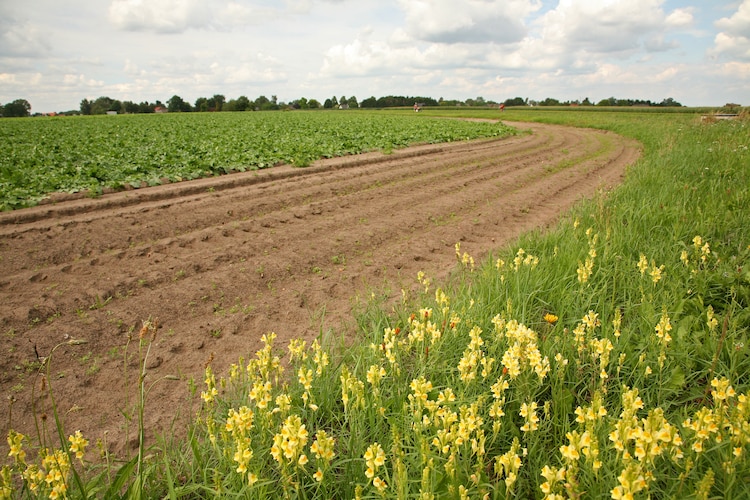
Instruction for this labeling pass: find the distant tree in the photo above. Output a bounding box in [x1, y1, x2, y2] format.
[503, 97, 526, 107]
[347, 96, 358, 108]
[540, 97, 561, 106]
[308, 99, 321, 109]
[195, 97, 208, 112]
[439, 99, 462, 106]
[235, 95, 251, 111]
[138, 101, 155, 113]
[360, 96, 377, 108]
[295, 97, 309, 109]
[167, 95, 192, 112]
[2, 99, 31, 117]
[207, 94, 225, 112]
[339, 96, 347, 108]
[80, 98, 92, 115]
[90, 96, 115, 114]
[122, 100, 139, 114]
[658, 97, 682, 107]
[255, 95, 270, 110]
[597, 97, 617, 106]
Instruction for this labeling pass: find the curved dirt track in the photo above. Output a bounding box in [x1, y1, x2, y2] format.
[0, 121, 640, 456]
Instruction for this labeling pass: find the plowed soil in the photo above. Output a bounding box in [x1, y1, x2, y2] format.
[0, 121, 640, 457]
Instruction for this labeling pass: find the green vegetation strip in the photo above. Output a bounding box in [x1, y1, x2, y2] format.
[0, 111, 514, 211]
[3, 110, 750, 499]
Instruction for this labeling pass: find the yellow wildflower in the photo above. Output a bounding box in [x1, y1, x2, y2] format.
[637, 254, 648, 275]
[710, 377, 736, 403]
[520, 401, 539, 432]
[7, 430, 26, 464]
[649, 261, 665, 283]
[68, 430, 88, 462]
[364, 442, 386, 479]
[310, 430, 335, 461]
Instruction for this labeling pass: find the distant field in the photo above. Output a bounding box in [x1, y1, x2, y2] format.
[0, 111, 515, 210]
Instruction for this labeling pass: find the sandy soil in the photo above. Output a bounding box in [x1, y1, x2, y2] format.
[0, 121, 640, 457]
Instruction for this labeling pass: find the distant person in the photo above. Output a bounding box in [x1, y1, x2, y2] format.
[414, 103, 420, 112]
[499, 103, 505, 112]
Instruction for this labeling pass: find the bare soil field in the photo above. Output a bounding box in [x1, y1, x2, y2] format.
[0, 121, 640, 457]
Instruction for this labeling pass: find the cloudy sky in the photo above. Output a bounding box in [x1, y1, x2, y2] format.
[1, 0, 748, 113]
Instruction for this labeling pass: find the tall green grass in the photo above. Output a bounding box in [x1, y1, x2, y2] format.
[3, 110, 749, 499]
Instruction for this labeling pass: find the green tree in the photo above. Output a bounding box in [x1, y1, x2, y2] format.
[659, 97, 682, 107]
[2, 99, 31, 117]
[360, 96, 377, 108]
[195, 97, 208, 112]
[80, 98, 92, 115]
[347, 96, 358, 108]
[503, 97, 526, 107]
[122, 100, 139, 113]
[206, 94, 225, 112]
[90, 96, 115, 115]
[235, 95, 251, 111]
[540, 97, 561, 106]
[308, 99, 321, 109]
[167, 95, 192, 112]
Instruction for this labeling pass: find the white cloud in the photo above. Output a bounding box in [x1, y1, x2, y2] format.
[665, 7, 694, 28]
[398, 0, 540, 44]
[711, 0, 750, 61]
[715, 0, 750, 37]
[108, 0, 218, 33]
[540, 0, 670, 54]
[0, 17, 51, 57]
[719, 60, 750, 79]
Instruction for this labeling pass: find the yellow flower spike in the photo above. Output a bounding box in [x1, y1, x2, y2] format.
[649, 261, 665, 284]
[68, 430, 88, 461]
[373, 476, 388, 493]
[543, 313, 558, 325]
[364, 443, 386, 480]
[520, 401, 539, 432]
[287, 338, 307, 363]
[7, 430, 27, 464]
[710, 377, 736, 403]
[637, 254, 649, 275]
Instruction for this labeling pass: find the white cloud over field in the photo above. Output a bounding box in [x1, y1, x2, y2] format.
[0, 0, 747, 112]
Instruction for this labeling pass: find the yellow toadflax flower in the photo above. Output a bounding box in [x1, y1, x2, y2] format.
[364, 442, 386, 480]
[520, 401, 540, 432]
[68, 430, 88, 462]
[270, 414, 308, 467]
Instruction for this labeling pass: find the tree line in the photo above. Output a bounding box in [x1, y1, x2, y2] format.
[1, 94, 686, 118]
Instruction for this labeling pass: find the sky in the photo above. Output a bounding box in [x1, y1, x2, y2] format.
[1, 0, 748, 113]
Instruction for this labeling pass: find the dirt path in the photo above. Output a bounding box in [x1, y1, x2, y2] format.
[0, 121, 640, 456]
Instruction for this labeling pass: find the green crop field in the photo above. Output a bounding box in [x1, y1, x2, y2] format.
[0, 111, 514, 211]
[3, 109, 750, 499]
